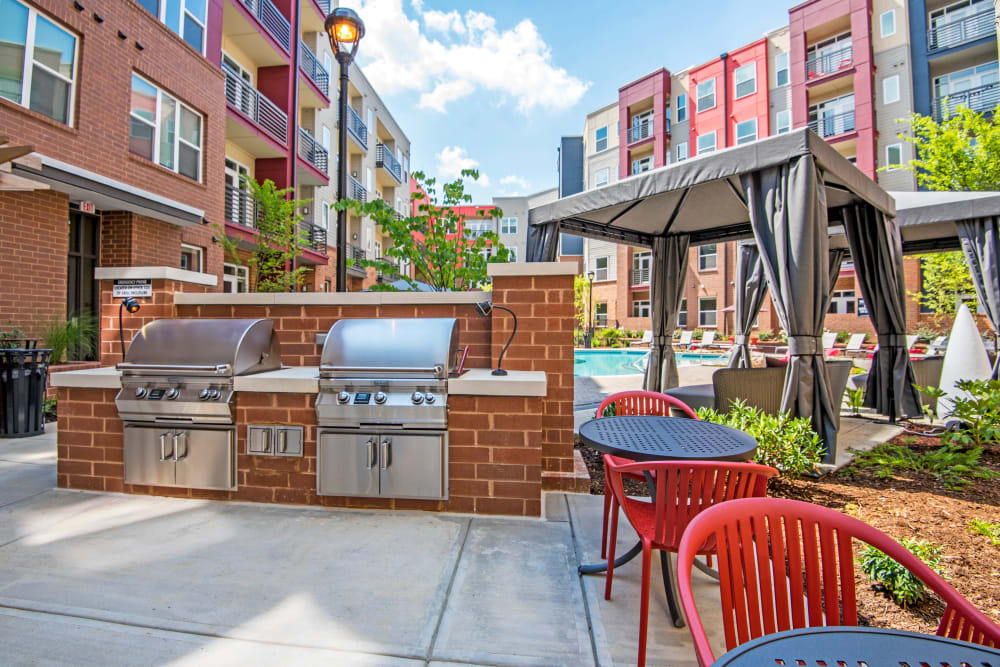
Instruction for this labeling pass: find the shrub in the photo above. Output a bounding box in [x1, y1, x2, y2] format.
[846, 441, 999, 490]
[0, 325, 27, 349]
[916, 379, 1000, 448]
[756, 330, 775, 342]
[860, 538, 947, 607]
[968, 518, 1000, 546]
[914, 326, 941, 343]
[846, 387, 864, 415]
[593, 327, 626, 348]
[42, 316, 97, 363]
[692, 328, 705, 340]
[835, 331, 850, 343]
[696, 400, 825, 475]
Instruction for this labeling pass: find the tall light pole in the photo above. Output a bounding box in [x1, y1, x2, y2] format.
[586, 270, 595, 348]
[325, 8, 365, 292]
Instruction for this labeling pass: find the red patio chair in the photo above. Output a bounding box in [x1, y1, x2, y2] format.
[595, 391, 699, 560]
[604, 456, 778, 667]
[677, 497, 1000, 667]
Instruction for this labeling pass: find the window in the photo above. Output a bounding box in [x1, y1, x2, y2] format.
[886, 143, 903, 169]
[324, 279, 331, 292]
[594, 167, 610, 188]
[0, 1, 78, 125]
[632, 156, 653, 174]
[735, 118, 758, 145]
[500, 217, 517, 234]
[699, 244, 718, 271]
[734, 62, 757, 99]
[180, 244, 203, 272]
[595, 303, 608, 327]
[322, 125, 331, 154]
[808, 93, 856, 138]
[775, 51, 789, 86]
[776, 109, 792, 134]
[676, 93, 687, 122]
[507, 247, 517, 262]
[676, 142, 689, 162]
[880, 9, 896, 37]
[595, 126, 608, 152]
[829, 290, 856, 314]
[632, 251, 651, 285]
[677, 299, 687, 327]
[883, 75, 900, 104]
[696, 131, 717, 155]
[129, 74, 203, 181]
[322, 203, 330, 230]
[594, 256, 609, 281]
[696, 78, 716, 112]
[632, 300, 651, 318]
[136, 0, 207, 53]
[699, 297, 718, 328]
[223, 264, 248, 293]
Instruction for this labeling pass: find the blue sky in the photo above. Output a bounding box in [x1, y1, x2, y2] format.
[343, 0, 796, 201]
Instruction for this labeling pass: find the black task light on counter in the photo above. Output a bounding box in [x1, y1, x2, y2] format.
[119, 297, 141, 360]
[475, 300, 517, 376]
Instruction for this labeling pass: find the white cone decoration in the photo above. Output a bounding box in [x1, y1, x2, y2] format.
[937, 303, 992, 420]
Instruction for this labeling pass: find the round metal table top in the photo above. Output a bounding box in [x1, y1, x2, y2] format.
[578, 416, 757, 462]
[711, 627, 1000, 666]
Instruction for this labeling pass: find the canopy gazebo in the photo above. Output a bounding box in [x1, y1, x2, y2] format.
[527, 128, 916, 462]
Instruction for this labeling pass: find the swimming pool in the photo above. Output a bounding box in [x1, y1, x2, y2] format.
[574, 349, 727, 376]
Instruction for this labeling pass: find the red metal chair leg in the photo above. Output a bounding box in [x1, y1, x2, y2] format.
[605, 503, 619, 600]
[601, 485, 611, 559]
[637, 540, 652, 667]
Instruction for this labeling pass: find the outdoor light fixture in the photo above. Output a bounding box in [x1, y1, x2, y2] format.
[586, 270, 595, 349]
[475, 300, 517, 376]
[325, 7, 365, 292]
[119, 298, 140, 360]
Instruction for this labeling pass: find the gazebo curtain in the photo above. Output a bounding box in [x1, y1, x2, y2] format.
[526, 222, 561, 262]
[644, 235, 691, 391]
[956, 217, 1000, 378]
[841, 203, 922, 419]
[728, 242, 768, 369]
[741, 156, 840, 460]
[828, 248, 847, 290]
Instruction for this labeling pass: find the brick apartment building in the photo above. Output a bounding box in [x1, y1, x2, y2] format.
[0, 0, 411, 353]
[559, 0, 998, 337]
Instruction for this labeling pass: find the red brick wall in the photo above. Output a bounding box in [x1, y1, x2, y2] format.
[0, 190, 69, 336]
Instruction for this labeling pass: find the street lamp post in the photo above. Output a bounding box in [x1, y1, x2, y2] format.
[325, 8, 365, 292]
[586, 270, 595, 349]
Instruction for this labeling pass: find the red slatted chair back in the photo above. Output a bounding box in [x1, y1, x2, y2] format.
[676, 497, 1000, 667]
[595, 390, 699, 420]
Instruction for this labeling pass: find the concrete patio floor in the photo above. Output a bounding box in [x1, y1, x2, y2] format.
[0, 429, 726, 666]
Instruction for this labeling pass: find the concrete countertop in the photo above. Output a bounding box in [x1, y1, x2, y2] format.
[50, 366, 547, 397]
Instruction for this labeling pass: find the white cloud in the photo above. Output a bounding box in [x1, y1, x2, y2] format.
[339, 0, 590, 114]
[436, 146, 489, 186]
[499, 174, 529, 194]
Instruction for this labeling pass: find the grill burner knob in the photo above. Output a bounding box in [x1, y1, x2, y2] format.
[411, 392, 424, 405]
[374, 391, 387, 405]
[424, 392, 435, 404]
[135, 387, 147, 399]
[337, 391, 350, 404]
[199, 388, 211, 401]
[211, 389, 223, 401]
[165, 388, 179, 400]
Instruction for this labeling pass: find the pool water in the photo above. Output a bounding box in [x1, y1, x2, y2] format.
[574, 349, 726, 376]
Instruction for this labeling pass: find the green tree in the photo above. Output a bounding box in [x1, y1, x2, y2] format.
[895, 105, 1000, 191]
[335, 169, 510, 291]
[912, 251, 976, 320]
[215, 176, 311, 292]
[574, 274, 592, 337]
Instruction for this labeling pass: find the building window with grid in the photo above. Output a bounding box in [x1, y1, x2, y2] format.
[734, 62, 757, 99]
[594, 256, 609, 281]
[594, 167, 610, 188]
[130, 73, 203, 181]
[595, 126, 608, 152]
[632, 300, 650, 318]
[677, 299, 687, 327]
[696, 78, 716, 112]
[632, 156, 653, 174]
[507, 247, 517, 262]
[696, 131, 716, 155]
[223, 264, 248, 293]
[676, 142, 689, 162]
[735, 118, 758, 145]
[885, 143, 903, 170]
[676, 93, 687, 122]
[500, 217, 517, 234]
[776, 109, 791, 134]
[699, 297, 717, 327]
[180, 244, 203, 272]
[829, 290, 856, 314]
[595, 303, 608, 327]
[775, 51, 789, 87]
[1, 0, 78, 126]
[137, 0, 207, 52]
[698, 244, 717, 271]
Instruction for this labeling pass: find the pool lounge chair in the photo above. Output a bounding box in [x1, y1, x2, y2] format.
[629, 330, 653, 347]
[691, 331, 715, 349]
[842, 332, 868, 358]
[673, 330, 694, 348]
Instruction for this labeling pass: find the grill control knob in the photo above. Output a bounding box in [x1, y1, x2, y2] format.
[374, 391, 387, 405]
[165, 388, 179, 400]
[337, 391, 351, 404]
[424, 392, 436, 404]
[135, 387, 147, 399]
[211, 389, 223, 401]
[411, 392, 424, 405]
[199, 388, 211, 401]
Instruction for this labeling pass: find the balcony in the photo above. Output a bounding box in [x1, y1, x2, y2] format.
[234, 0, 290, 52]
[934, 81, 1000, 120]
[349, 175, 367, 202]
[223, 64, 287, 149]
[297, 127, 328, 185]
[807, 110, 856, 139]
[345, 105, 368, 152]
[300, 222, 327, 254]
[376, 256, 401, 283]
[225, 183, 258, 229]
[806, 44, 853, 79]
[375, 144, 403, 185]
[302, 0, 331, 33]
[627, 121, 654, 144]
[929, 9, 996, 51]
[299, 40, 329, 99]
[630, 267, 650, 287]
[347, 243, 368, 276]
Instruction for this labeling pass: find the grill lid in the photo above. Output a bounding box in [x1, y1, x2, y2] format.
[320, 318, 459, 379]
[118, 318, 281, 376]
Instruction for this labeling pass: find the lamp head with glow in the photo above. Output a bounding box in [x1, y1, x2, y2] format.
[325, 7, 365, 60]
[119, 298, 141, 360]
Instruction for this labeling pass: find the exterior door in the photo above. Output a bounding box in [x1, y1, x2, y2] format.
[123, 425, 176, 487]
[318, 431, 379, 497]
[67, 208, 100, 360]
[378, 432, 446, 500]
[173, 428, 236, 491]
[222, 53, 254, 117]
[224, 158, 250, 227]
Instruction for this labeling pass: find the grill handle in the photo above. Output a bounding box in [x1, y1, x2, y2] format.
[116, 363, 233, 375]
[319, 365, 443, 376]
[380, 438, 391, 470]
[365, 438, 376, 470]
[159, 432, 172, 462]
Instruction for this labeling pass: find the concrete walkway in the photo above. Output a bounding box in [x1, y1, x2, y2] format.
[0, 429, 725, 666]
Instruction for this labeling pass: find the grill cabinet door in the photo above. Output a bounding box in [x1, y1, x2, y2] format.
[173, 428, 236, 491]
[123, 425, 176, 487]
[318, 431, 379, 497]
[378, 433, 446, 500]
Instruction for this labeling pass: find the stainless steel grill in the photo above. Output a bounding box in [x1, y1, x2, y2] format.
[316, 318, 458, 500]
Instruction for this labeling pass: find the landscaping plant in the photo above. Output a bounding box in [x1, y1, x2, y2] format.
[696, 400, 825, 475]
[0, 325, 27, 349]
[968, 518, 1000, 546]
[593, 327, 626, 348]
[42, 315, 97, 362]
[756, 330, 775, 342]
[846, 387, 864, 416]
[916, 379, 1000, 448]
[860, 538, 948, 607]
[846, 441, 999, 490]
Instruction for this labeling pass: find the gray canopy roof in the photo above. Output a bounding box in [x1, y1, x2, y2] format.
[890, 190, 1000, 253]
[529, 128, 895, 247]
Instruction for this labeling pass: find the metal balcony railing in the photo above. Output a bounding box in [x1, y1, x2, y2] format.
[223, 64, 288, 145]
[376, 256, 401, 282]
[807, 110, 856, 138]
[347, 244, 368, 265]
[298, 127, 328, 173]
[349, 175, 367, 202]
[631, 267, 650, 286]
[928, 9, 996, 51]
[627, 121, 653, 143]
[300, 222, 327, 253]
[299, 41, 329, 96]
[805, 44, 853, 79]
[237, 0, 290, 52]
[224, 184, 259, 229]
[313, 0, 331, 13]
[464, 223, 491, 239]
[934, 81, 1000, 120]
[346, 105, 368, 149]
[375, 144, 403, 183]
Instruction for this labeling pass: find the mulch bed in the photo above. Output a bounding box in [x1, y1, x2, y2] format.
[576, 431, 1000, 634]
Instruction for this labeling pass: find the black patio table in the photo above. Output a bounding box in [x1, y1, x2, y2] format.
[711, 626, 1000, 666]
[577, 415, 758, 627]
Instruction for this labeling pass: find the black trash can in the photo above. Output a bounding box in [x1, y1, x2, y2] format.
[0, 348, 53, 437]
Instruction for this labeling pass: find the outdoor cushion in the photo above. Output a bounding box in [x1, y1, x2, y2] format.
[664, 383, 715, 411]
